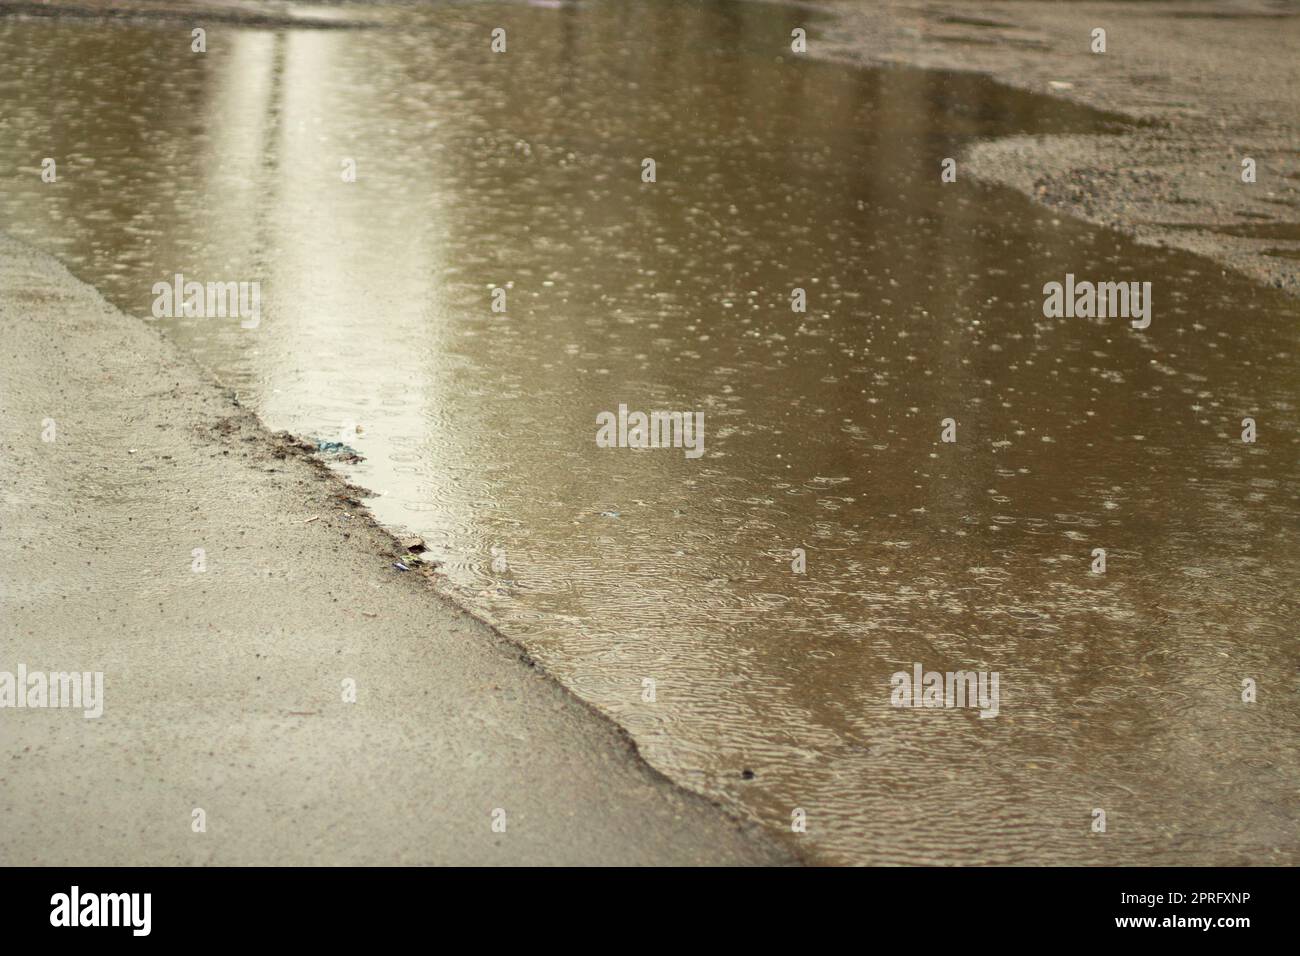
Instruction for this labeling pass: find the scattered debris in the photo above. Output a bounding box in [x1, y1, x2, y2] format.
[313, 440, 364, 463]
[393, 561, 410, 572]
[399, 535, 426, 553]
[304, 516, 320, 524]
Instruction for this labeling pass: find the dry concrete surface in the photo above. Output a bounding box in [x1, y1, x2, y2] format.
[0, 234, 794, 865]
[762, 0, 1300, 294]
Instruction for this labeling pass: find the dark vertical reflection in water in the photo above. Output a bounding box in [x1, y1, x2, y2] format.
[0, 0, 1296, 863]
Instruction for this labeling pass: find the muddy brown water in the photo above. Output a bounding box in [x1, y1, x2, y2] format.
[1, 0, 1296, 864]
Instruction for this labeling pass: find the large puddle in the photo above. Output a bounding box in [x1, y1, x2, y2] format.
[2, 0, 1296, 863]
